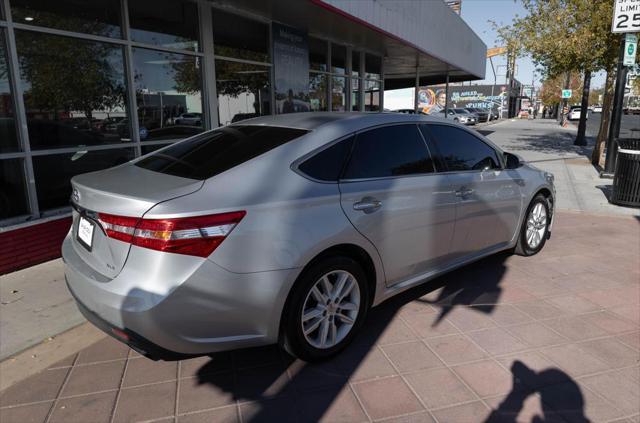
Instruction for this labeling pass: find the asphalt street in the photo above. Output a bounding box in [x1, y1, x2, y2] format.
[580, 112, 640, 139]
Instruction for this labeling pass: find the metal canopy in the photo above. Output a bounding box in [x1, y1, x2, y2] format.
[210, 0, 486, 88]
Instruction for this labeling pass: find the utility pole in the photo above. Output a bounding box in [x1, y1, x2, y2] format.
[506, 51, 515, 118]
[603, 36, 629, 175]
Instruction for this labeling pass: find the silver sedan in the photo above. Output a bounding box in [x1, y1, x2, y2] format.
[63, 112, 555, 362]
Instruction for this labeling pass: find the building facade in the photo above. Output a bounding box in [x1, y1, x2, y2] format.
[0, 0, 485, 273]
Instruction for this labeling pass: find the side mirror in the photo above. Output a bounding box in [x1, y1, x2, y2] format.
[504, 152, 521, 169]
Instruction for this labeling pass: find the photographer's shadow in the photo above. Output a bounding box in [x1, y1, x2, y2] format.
[486, 360, 588, 423]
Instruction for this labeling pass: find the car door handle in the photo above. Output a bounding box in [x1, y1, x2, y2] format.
[353, 198, 382, 212]
[455, 188, 474, 197]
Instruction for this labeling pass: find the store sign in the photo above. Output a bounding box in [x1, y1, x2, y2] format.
[561, 89, 572, 99]
[624, 34, 638, 66]
[612, 0, 640, 33]
[272, 23, 310, 114]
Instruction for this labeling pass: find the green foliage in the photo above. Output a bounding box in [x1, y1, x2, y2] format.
[497, 0, 620, 78]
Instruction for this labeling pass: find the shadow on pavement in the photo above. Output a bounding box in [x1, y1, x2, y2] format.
[485, 361, 587, 423]
[507, 131, 593, 160]
[193, 252, 512, 422]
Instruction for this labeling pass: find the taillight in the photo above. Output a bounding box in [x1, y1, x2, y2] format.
[98, 211, 246, 257]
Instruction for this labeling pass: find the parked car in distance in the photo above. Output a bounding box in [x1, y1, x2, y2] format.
[438, 108, 477, 125]
[464, 107, 489, 123]
[568, 106, 587, 121]
[175, 113, 202, 126]
[63, 112, 555, 362]
[591, 105, 602, 113]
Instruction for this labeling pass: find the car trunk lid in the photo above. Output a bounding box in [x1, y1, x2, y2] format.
[69, 163, 204, 278]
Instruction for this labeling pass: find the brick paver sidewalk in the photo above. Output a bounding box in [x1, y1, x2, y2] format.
[1, 211, 638, 422]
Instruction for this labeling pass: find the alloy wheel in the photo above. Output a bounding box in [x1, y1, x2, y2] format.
[526, 202, 547, 249]
[301, 270, 360, 349]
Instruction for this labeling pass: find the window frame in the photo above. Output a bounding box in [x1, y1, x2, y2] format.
[419, 123, 505, 174]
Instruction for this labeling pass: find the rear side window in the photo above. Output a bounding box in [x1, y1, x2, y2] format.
[298, 136, 354, 181]
[342, 124, 434, 180]
[421, 124, 500, 171]
[135, 125, 308, 180]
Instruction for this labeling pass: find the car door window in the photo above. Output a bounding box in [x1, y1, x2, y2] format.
[421, 124, 501, 172]
[342, 124, 434, 179]
[298, 136, 354, 182]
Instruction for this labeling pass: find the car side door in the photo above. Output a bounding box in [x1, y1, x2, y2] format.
[419, 123, 522, 259]
[338, 124, 457, 287]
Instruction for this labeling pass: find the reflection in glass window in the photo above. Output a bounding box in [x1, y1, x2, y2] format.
[352, 51, 361, 77]
[309, 37, 327, 72]
[132, 48, 203, 140]
[331, 43, 346, 74]
[364, 80, 380, 111]
[309, 73, 327, 112]
[15, 31, 131, 149]
[213, 9, 269, 62]
[129, 0, 199, 51]
[33, 148, 134, 211]
[351, 78, 360, 112]
[365, 54, 381, 79]
[423, 124, 500, 171]
[11, 0, 121, 38]
[331, 77, 346, 112]
[216, 60, 271, 125]
[0, 159, 29, 219]
[1, 32, 19, 153]
[344, 125, 434, 179]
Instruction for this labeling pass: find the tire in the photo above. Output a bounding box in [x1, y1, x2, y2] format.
[281, 256, 370, 362]
[515, 194, 551, 256]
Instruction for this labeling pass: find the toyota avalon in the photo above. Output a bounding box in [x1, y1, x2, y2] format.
[63, 112, 555, 362]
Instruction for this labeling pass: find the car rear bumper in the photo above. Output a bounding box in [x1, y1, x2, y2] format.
[62, 233, 300, 358]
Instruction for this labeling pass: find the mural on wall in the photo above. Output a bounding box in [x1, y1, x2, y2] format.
[272, 23, 310, 114]
[418, 84, 510, 115]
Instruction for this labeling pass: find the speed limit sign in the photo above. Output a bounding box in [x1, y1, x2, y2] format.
[612, 0, 640, 33]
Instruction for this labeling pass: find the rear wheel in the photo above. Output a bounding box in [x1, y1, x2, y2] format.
[515, 194, 550, 256]
[281, 256, 369, 362]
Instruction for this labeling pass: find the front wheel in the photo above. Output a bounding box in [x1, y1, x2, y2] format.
[281, 256, 369, 362]
[515, 194, 551, 256]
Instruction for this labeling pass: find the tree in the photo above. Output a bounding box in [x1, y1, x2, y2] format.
[539, 73, 582, 106]
[15, 19, 126, 122]
[498, 0, 620, 156]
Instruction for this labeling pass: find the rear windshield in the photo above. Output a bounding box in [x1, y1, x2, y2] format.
[135, 125, 309, 180]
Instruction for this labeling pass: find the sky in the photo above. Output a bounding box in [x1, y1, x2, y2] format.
[384, 0, 606, 110]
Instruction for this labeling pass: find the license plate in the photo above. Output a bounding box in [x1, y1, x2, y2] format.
[77, 216, 95, 250]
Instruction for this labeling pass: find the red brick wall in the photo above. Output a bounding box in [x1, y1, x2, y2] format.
[0, 217, 72, 275]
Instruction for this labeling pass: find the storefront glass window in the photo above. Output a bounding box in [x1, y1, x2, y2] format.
[215, 60, 271, 125]
[11, 0, 122, 38]
[364, 80, 380, 111]
[0, 159, 29, 219]
[351, 78, 360, 111]
[129, 0, 199, 51]
[331, 43, 346, 74]
[15, 31, 131, 149]
[309, 37, 327, 72]
[352, 51, 361, 77]
[213, 9, 269, 63]
[365, 53, 381, 79]
[33, 148, 134, 211]
[308, 73, 327, 112]
[1, 31, 19, 153]
[331, 76, 346, 112]
[132, 48, 203, 140]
